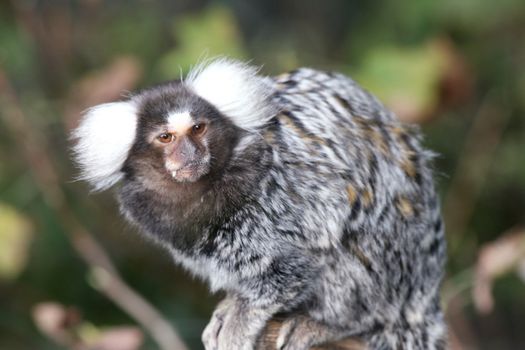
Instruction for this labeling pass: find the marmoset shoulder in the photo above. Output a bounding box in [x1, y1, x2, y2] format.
[73, 59, 447, 350]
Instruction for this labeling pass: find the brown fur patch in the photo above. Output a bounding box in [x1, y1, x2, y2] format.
[349, 244, 372, 271]
[362, 188, 374, 208]
[262, 128, 277, 144]
[276, 73, 291, 80]
[275, 73, 293, 90]
[352, 115, 370, 129]
[396, 196, 414, 218]
[346, 184, 357, 205]
[371, 129, 389, 156]
[400, 157, 417, 178]
[390, 125, 406, 136]
[353, 116, 390, 156]
[388, 124, 421, 180]
[277, 112, 326, 145]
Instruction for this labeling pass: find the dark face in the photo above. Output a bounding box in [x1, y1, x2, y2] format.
[124, 83, 240, 194]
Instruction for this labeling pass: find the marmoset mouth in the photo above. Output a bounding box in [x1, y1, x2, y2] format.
[168, 162, 208, 182]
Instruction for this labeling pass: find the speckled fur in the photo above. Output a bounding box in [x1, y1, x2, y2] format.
[78, 62, 447, 350]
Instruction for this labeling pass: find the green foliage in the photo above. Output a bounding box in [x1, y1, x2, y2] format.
[0, 18, 37, 90]
[351, 43, 445, 121]
[157, 5, 247, 78]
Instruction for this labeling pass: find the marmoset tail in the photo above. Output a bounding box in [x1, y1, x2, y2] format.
[73, 59, 447, 350]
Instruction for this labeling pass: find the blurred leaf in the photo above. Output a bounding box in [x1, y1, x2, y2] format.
[64, 56, 142, 130]
[518, 70, 525, 111]
[32, 302, 82, 348]
[157, 5, 247, 78]
[88, 326, 143, 350]
[77, 321, 102, 346]
[473, 228, 525, 313]
[78, 322, 143, 350]
[0, 202, 33, 280]
[33, 302, 143, 350]
[33, 302, 69, 339]
[0, 17, 36, 87]
[437, 0, 525, 33]
[352, 40, 448, 123]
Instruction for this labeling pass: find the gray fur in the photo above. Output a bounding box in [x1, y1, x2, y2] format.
[75, 62, 447, 350]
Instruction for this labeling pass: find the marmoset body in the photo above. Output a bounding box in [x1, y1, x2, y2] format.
[73, 59, 447, 350]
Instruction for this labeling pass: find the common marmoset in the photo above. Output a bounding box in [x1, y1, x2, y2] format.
[73, 59, 447, 350]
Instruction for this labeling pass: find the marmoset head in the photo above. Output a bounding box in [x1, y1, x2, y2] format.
[72, 59, 277, 192]
[124, 85, 239, 190]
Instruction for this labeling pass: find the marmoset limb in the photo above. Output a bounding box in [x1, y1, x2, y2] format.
[73, 59, 447, 350]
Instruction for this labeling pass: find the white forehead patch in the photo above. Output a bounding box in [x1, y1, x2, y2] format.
[167, 111, 194, 134]
[72, 101, 137, 191]
[186, 58, 278, 130]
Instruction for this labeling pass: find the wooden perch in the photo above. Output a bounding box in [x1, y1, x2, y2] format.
[256, 319, 366, 350]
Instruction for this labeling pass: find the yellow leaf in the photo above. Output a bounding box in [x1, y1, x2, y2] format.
[0, 202, 33, 280]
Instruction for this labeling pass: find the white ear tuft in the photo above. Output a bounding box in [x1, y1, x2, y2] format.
[72, 101, 138, 191]
[186, 58, 277, 130]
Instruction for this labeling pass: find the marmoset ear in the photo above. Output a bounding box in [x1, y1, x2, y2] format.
[186, 58, 278, 130]
[72, 101, 138, 191]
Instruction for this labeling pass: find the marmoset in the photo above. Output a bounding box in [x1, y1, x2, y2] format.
[73, 59, 447, 350]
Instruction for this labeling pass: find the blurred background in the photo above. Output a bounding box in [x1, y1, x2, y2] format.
[0, 0, 524, 349]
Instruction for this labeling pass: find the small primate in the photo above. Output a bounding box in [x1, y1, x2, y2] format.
[73, 59, 447, 350]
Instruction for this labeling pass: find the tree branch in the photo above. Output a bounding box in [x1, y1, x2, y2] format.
[256, 320, 366, 350]
[443, 91, 511, 253]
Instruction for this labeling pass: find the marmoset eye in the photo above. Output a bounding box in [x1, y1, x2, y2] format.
[191, 123, 206, 136]
[157, 132, 174, 143]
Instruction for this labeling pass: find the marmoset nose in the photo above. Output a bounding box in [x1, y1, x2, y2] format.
[166, 136, 196, 169]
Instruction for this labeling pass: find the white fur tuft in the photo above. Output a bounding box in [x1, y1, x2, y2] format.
[72, 101, 138, 191]
[186, 58, 277, 130]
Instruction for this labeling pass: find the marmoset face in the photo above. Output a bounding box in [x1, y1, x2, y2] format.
[125, 83, 240, 187]
[73, 59, 273, 193]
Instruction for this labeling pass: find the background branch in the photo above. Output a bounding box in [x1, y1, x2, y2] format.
[443, 91, 511, 253]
